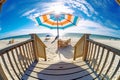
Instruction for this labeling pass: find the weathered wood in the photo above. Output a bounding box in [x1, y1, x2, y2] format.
[30, 34, 47, 61]
[82, 34, 90, 61]
[11, 49, 22, 77]
[19, 46, 27, 69]
[88, 43, 94, 64]
[101, 54, 115, 80]
[35, 35, 47, 60]
[86, 41, 91, 61]
[88, 39, 120, 56]
[73, 47, 77, 60]
[1, 55, 14, 79]
[97, 50, 109, 77]
[15, 48, 25, 72]
[74, 34, 85, 60]
[110, 60, 120, 79]
[0, 63, 8, 80]
[34, 34, 46, 48]
[24, 44, 31, 65]
[22, 59, 97, 80]
[0, 38, 36, 79]
[0, 39, 33, 55]
[96, 48, 104, 72]
[21, 45, 29, 68]
[27, 43, 33, 63]
[6, 51, 20, 79]
[93, 45, 100, 70]
[29, 42, 35, 61]
[30, 34, 39, 60]
[90, 44, 97, 66]
[87, 39, 120, 79]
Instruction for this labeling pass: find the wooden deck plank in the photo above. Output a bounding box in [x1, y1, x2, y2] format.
[24, 68, 95, 80]
[28, 65, 89, 75]
[22, 60, 97, 80]
[33, 61, 87, 70]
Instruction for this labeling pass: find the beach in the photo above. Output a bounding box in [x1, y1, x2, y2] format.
[0, 37, 120, 61]
[0, 37, 120, 79]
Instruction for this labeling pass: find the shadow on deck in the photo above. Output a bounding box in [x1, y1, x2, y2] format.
[22, 60, 98, 80]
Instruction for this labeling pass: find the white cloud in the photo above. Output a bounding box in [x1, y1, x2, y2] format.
[21, 1, 75, 27]
[0, 27, 62, 38]
[65, 0, 97, 17]
[1, 20, 120, 39]
[63, 19, 120, 37]
[18, 0, 119, 38]
[21, 1, 74, 20]
[22, 9, 37, 16]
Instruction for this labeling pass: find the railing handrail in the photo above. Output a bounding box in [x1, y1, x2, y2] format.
[34, 34, 46, 48]
[74, 35, 85, 48]
[86, 38, 120, 79]
[87, 39, 120, 56]
[30, 34, 47, 61]
[0, 39, 33, 55]
[0, 38, 35, 80]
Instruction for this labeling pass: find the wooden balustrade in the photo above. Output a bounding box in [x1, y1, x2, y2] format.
[0, 34, 47, 80]
[30, 34, 47, 61]
[0, 34, 119, 79]
[0, 39, 35, 80]
[74, 34, 120, 79]
[74, 34, 89, 60]
[86, 39, 120, 80]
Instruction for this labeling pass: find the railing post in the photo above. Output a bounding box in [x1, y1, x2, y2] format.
[30, 34, 39, 61]
[30, 34, 47, 61]
[82, 34, 90, 61]
[0, 64, 8, 80]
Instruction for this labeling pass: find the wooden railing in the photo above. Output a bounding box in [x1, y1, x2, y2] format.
[30, 34, 47, 61]
[74, 34, 89, 60]
[0, 39, 35, 80]
[74, 34, 120, 79]
[86, 39, 120, 80]
[0, 34, 47, 80]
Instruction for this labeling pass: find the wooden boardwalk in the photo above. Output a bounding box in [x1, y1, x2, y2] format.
[22, 59, 98, 80]
[0, 34, 119, 80]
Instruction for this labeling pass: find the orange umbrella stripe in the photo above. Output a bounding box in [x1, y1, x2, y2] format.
[42, 15, 48, 21]
[42, 14, 72, 25]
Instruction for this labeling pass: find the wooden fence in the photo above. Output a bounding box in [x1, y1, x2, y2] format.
[74, 34, 120, 79]
[86, 39, 120, 79]
[0, 39, 35, 79]
[0, 34, 47, 80]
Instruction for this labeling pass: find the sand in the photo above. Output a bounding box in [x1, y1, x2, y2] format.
[0, 37, 120, 79]
[0, 37, 120, 62]
[93, 39, 120, 50]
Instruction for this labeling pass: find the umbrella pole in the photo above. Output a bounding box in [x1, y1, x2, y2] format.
[57, 17, 61, 60]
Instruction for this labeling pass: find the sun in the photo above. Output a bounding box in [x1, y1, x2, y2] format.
[49, 3, 72, 15]
[53, 5, 63, 15]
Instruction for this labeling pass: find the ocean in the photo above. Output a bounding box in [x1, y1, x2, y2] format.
[0, 33, 120, 40]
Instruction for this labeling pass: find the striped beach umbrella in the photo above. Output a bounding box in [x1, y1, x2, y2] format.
[35, 14, 80, 29]
[35, 14, 80, 37]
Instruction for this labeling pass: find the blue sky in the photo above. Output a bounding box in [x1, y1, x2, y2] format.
[0, 0, 120, 38]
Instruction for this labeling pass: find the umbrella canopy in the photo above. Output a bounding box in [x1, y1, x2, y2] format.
[35, 14, 80, 29]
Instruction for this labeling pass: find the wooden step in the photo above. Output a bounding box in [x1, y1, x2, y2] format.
[31, 61, 86, 70]
[21, 60, 97, 80]
[22, 68, 96, 80]
[28, 64, 89, 75]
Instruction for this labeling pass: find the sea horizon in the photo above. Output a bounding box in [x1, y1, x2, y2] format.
[0, 33, 120, 40]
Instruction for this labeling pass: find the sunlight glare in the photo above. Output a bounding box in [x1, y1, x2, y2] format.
[49, 3, 73, 15]
[53, 5, 63, 15]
